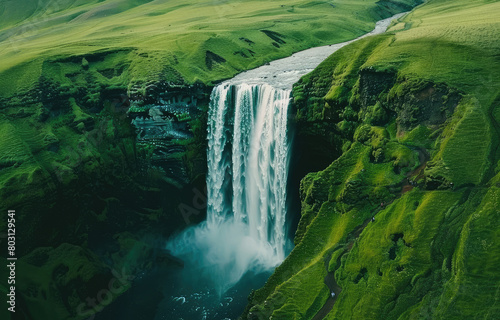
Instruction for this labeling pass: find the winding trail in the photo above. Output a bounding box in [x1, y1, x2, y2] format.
[401, 148, 429, 194]
[312, 148, 428, 320]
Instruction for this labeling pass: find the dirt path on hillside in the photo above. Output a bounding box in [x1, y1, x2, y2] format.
[311, 148, 428, 320]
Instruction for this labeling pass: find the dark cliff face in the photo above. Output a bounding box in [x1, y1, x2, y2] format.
[358, 69, 396, 110]
[2, 78, 211, 249]
[290, 67, 460, 181]
[0, 77, 211, 319]
[286, 66, 461, 252]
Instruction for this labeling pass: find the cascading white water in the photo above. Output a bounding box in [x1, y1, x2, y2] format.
[208, 83, 290, 259]
[167, 82, 292, 294]
[166, 12, 405, 297]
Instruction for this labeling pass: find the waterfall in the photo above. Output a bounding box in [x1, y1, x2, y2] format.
[164, 12, 404, 297]
[167, 82, 291, 294]
[151, 14, 407, 320]
[207, 83, 290, 259]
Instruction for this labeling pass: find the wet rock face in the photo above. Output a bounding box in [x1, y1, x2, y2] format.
[290, 61, 466, 199]
[128, 83, 211, 187]
[292, 121, 343, 179]
[290, 71, 397, 179]
[357, 70, 461, 131]
[1, 75, 211, 260]
[0, 78, 211, 320]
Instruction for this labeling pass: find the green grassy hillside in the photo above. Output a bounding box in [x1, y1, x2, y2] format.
[0, 0, 418, 98]
[0, 0, 421, 232]
[0, 1, 426, 319]
[244, 0, 500, 319]
[0, 0, 420, 261]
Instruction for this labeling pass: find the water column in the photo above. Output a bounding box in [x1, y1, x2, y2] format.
[203, 83, 291, 291]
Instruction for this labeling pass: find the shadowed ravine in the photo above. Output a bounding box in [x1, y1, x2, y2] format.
[95, 12, 408, 320]
[162, 12, 408, 320]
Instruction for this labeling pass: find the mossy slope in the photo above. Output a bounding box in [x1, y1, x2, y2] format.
[243, 0, 500, 319]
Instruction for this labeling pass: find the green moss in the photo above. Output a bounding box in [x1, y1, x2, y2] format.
[363, 101, 389, 125]
[427, 97, 492, 187]
[398, 125, 434, 149]
[0, 243, 112, 320]
[354, 124, 372, 143]
[328, 247, 345, 273]
[81, 57, 89, 70]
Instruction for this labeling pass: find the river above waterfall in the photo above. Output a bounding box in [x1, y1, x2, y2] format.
[229, 13, 406, 89]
